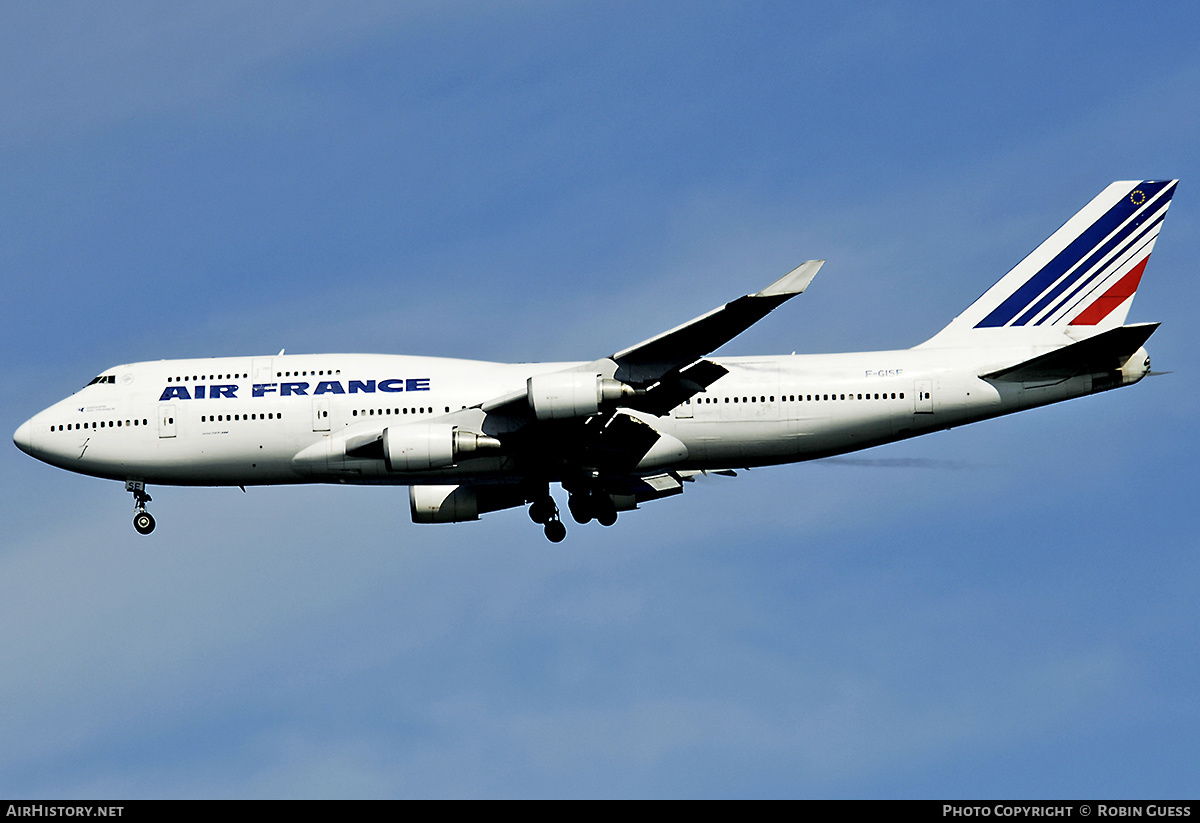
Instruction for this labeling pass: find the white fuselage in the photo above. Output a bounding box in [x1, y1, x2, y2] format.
[13, 344, 1117, 489]
[12, 181, 1167, 539]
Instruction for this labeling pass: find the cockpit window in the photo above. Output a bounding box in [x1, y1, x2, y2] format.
[85, 375, 116, 387]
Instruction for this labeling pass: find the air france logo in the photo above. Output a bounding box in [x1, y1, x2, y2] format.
[159, 378, 431, 402]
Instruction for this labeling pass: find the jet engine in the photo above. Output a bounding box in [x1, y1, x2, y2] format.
[383, 424, 500, 472]
[409, 483, 526, 523]
[527, 372, 633, 420]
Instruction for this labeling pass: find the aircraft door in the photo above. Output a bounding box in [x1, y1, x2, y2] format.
[312, 398, 330, 432]
[914, 380, 934, 414]
[252, 358, 273, 384]
[159, 404, 177, 438]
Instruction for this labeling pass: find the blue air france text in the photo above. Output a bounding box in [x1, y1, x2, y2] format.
[159, 378, 431, 402]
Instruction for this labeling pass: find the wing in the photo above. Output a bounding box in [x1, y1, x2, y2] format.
[611, 259, 824, 384]
[481, 259, 824, 419]
[314, 262, 822, 509]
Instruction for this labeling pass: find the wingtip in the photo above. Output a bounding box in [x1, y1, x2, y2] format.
[756, 259, 825, 297]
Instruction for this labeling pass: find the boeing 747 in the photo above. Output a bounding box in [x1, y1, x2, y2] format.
[14, 181, 1175, 541]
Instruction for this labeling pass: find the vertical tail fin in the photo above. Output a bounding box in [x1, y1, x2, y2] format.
[921, 180, 1176, 347]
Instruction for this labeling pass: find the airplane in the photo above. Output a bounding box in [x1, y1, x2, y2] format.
[13, 180, 1176, 542]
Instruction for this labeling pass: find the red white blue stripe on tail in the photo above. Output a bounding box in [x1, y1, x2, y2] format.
[924, 181, 1176, 346]
[974, 180, 1176, 329]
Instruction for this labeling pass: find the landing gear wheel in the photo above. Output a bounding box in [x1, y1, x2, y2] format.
[567, 494, 593, 524]
[589, 491, 618, 526]
[529, 496, 556, 525]
[544, 518, 567, 543]
[133, 511, 156, 535]
[126, 481, 156, 536]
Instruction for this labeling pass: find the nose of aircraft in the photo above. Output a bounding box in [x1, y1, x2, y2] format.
[13, 418, 33, 456]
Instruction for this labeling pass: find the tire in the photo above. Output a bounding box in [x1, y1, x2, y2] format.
[544, 520, 567, 543]
[133, 512, 156, 535]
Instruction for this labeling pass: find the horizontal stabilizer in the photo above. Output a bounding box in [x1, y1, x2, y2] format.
[982, 323, 1158, 382]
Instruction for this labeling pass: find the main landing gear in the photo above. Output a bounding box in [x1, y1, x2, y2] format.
[528, 494, 567, 543]
[527, 487, 620, 542]
[126, 480, 155, 535]
[567, 490, 618, 527]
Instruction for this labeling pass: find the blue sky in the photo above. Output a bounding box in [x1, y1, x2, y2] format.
[3, 1, 1199, 798]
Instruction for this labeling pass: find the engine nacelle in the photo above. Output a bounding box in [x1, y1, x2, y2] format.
[410, 484, 479, 523]
[383, 425, 500, 472]
[410, 483, 528, 523]
[527, 372, 633, 420]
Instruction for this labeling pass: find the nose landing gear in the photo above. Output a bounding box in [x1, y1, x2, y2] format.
[126, 480, 155, 535]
